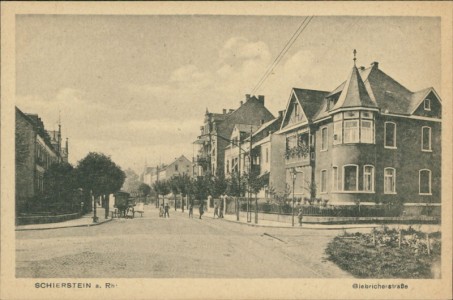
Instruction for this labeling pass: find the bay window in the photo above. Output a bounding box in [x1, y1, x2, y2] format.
[332, 111, 374, 145]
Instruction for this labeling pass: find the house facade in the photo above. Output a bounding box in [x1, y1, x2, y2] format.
[157, 155, 193, 181]
[278, 61, 441, 214]
[194, 94, 275, 177]
[15, 107, 67, 209]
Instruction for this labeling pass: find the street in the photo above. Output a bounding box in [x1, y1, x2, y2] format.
[16, 205, 353, 278]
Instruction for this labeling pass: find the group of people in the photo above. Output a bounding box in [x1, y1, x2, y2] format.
[159, 203, 170, 218]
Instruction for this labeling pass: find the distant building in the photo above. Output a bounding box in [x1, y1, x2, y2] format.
[194, 94, 275, 176]
[158, 155, 193, 181]
[278, 60, 441, 214]
[15, 107, 69, 209]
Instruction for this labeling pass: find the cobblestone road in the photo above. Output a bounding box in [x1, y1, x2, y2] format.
[16, 206, 356, 278]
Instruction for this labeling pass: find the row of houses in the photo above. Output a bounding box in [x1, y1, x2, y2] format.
[16, 107, 69, 208]
[192, 58, 442, 214]
[141, 155, 193, 187]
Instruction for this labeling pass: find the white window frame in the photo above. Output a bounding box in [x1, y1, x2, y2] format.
[384, 167, 396, 194]
[320, 169, 328, 193]
[321, 126, 328, 151]
[343, 120, 359, 144]
[419, 169, 432, 195]
[360, 120, 374, 144]
[384, 122, 397, 149]
[332, 166, 339, 191]
[421, 126, 432, 152]
[343, 164, 359, 191]
[424, 99, 431, 111]
[363, 165, 375, 192]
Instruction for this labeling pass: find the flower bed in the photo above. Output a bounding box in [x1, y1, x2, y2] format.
[325, 227, 441, 278]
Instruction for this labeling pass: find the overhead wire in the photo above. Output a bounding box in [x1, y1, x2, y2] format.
[251, 15, 314, 94]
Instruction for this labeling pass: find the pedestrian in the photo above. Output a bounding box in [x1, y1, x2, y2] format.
[298, 206, 303, 226]
[159, 204, 164, 218]
[214, 203, 219, 218]
[164, 203, 170, 218]
[189, 203, 194, 218]
[199, 201, 204, 219]
[219, 194, 226, 218]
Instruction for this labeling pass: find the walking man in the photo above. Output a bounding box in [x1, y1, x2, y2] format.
[164, 203, 170, 218]
[219, 193, 226, 218]
[298, 205, 303, 226]
[199, 201, 204, 219]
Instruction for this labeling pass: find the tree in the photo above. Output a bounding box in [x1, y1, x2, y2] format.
[175, 173, 192, 212]
[153, 180, 170, 207]
[138, 183, 151, 203]
[169, 176, 179, 211]
[209, 171, 228, 199]
[122, 168, 141, 194]
[43, 161, 77, 211]
[75, 152, 125, 221]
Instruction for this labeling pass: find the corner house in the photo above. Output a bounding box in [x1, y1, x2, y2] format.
[278, 60, 441, 215]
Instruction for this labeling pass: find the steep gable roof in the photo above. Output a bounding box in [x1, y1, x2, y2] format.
[331, 66, 377, 111]
[280, 88, 329, 130]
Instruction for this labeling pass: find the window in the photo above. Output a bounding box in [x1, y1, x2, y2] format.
[321, 170, 327, 193]
[321, 127, 328, 151]
[344, 120, 359, 143]
[343, 165, 358, 191]
[361, 120, 374, 143]
[333, 120, 342, 145]
[175, 164, 178, 171]
[424, 99, 431, 111]
[384, 168, 396, 194]
[286, 135, 297, 149]
[332, 166, 338, 191]
[363, 165, 374, 192]
[419, 169, 431, 195]
[384, 122, 396, 148]
[294, 103, 299, 117]
[266, 148, 269, 163]
[226, 160, 229, 173]
[422, 126, 432, 151]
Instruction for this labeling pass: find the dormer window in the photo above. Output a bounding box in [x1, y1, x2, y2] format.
[424, 99, 431, 111]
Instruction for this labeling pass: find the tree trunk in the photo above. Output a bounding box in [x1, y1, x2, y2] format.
[105, 194, 109, 219]
[174, 194, 177, 211]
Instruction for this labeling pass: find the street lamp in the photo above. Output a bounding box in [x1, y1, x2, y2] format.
[289, 167, 299, 227]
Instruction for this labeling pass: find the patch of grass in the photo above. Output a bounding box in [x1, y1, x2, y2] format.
[325, 229, 441, 278]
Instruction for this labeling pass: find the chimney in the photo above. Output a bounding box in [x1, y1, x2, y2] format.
[278, 110, 285, 119]
[245, 94, 251, 101]
[229, 109, 234, 113]
[66, 138, 69, 156]
[260, 119, 265, 125]
[240, 101, 243, 106]
[371, 61, 379, 69]
[258, 95, 265, 104]
[223, 109, 227, 114]
[359, 66, 365, 70]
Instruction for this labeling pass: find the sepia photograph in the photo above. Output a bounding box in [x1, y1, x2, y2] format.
[1, 2, 452, 299]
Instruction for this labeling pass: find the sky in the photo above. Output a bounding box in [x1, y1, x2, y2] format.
[15, 15, 441, 174]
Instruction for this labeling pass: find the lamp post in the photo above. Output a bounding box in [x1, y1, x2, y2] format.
[290, 167, 297, 227]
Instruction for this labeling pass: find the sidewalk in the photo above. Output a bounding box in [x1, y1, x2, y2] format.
[16, 208, 112, 231]
[185, 208, 379, 230]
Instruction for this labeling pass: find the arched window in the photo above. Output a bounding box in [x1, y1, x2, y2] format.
[384, 168, 396, 194]
[419, 169, 431, 195]
[421, 126, 432, 151]
[320, 170, 328, 193]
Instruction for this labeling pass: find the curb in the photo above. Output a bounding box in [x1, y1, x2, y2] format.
[15, 218, 114, 231]
[182, 210, 379, 230]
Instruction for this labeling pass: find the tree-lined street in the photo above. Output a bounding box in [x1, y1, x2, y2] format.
[16, 205, 353, 278]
